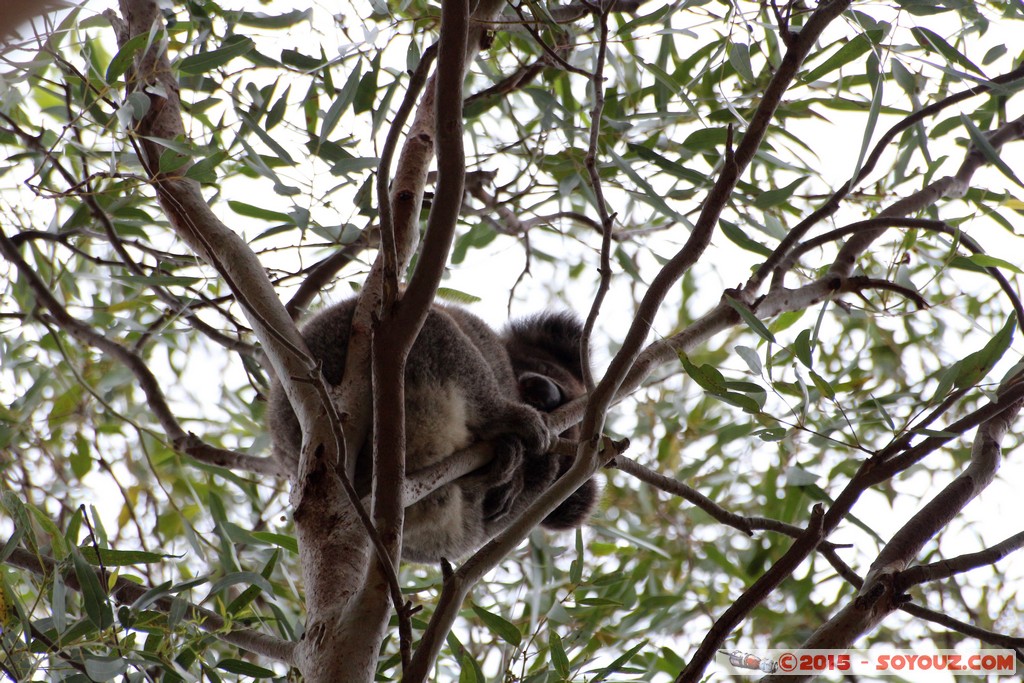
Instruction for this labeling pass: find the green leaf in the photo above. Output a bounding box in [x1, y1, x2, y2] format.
[471, 604, 521, 646]
[436, 287, 482, 305]
[158, 147, 190, 174]
[725, 295, 776, 343]
[590, 641, 646, 682]
[79, 547, 171, 566]
[114, 273, 203, 287]
[129, 580, 173, 610]
[960, 115, 1024, 189]
[852, 65, 884, 182]
[236, 9, 312, 29]
[682, 127, 728, 152]
[911, 27, 984, 75]
[627, 143, 708, 185]
[229, 201, 293, 223]
[281, 48, 326, 71]
[982, 45, 1007, 66]
[168, 596, 188, 629]
[678, 353, 728, 393]
[893, 0, 955, 15]
[460, 659, 479, 683]
[71, 546, 113, 629]
[953, 314, 1016, 389]
[595, 524, 672, 558]
[794, 328, 813, 368]
[607, 149, 691, 225]
[185, 151, 228, 184]
[757, 427, 788, 441]
[206, 571, 274, 601]
[961, 253, 1024, 274]
[784, 466, 819, 486]
[179, 35, 255, 74]
[249, 531, 299, 554]
[571, 529, 584, 584]
[715, 390, 763, 413]
[353, 54, 380, 114]
[0, 504, 27, 564]
[809, 370, 836, 400]
[84, 655, 129, 681]
[753, 176, 806, 209]
[728, 42, 754, 82]
[550, 631, 571, 677]
[720, 219, 772, 257]
[69, 434, 92, 479]
[106, 33, 150, 82]
[216, 659, 276, 678]
[735, 345, 762, 375]
[320, 66, 361, 144]
[240, 112, 294, 165]
[802, 33, 873, 82]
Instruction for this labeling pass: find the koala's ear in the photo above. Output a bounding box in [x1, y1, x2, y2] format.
[504, 312, 587, 381]
[519, 372, 564, 411]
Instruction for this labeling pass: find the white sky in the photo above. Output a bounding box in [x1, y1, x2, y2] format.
[2, 1, 1023, 678]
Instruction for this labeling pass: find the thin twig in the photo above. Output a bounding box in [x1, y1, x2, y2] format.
[895, 531, 1024, 592]
[580, 0, 615, 391]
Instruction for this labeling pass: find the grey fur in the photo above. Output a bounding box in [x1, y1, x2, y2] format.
[267, 298, 595, 564]
[504, 312, 598, 529]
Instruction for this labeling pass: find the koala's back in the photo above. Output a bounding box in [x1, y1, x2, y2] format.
[266, 300, 358, 475]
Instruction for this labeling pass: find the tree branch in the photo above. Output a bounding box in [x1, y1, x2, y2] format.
[778, 216, 1024, 328]
[783, 375, 1024, 659]
[747, 63, 1024, 292]
[676, 505, 827, 683]
[107, 3, 370, 679]
[901, 602, 1024, 651]
[895, 531, 1024, 592]
[830, 113, 1024, 278]
[580, 0, 614, 393]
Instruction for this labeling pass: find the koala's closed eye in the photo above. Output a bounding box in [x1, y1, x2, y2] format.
[519, 372, 564, 412]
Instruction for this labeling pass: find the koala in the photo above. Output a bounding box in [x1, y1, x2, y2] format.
[267, 297, 596, 564]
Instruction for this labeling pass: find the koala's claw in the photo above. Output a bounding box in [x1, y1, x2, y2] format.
[481, 435, 526, 520]
[483, 482, 516, 521]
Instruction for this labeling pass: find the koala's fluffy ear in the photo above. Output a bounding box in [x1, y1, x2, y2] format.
[503, 312, 587, 383]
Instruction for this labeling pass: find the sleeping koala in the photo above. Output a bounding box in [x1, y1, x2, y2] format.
[267, 297, 596, 563]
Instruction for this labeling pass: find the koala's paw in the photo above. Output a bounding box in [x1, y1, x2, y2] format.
[481, 434, 526, 521]
[509, 402, 554, 455]
[478, 404, 555, 522]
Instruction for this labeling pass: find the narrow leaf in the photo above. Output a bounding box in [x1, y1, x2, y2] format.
[960, 115, 1024, 189]
[179, 36, 255, 75]
[79, 547, 171, 566]
[550, 631, 570, 677]
[72, 547, 112, 628]
[725, 295, 776, 343]
[216, 659, 276, 678]
[802, 33, 872, 82]
[471, 604, 522, 647]
[911, 27, 984, 75]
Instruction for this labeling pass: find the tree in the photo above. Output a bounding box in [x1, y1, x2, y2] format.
[2, 0, 1023, 679]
